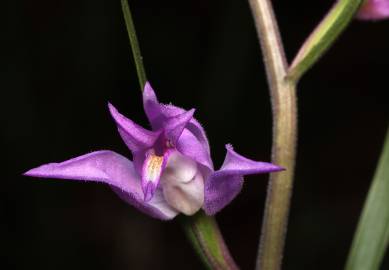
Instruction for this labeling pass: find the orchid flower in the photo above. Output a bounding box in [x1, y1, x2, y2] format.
[357, 0, 389, 20]
[24, 82, 282, 220]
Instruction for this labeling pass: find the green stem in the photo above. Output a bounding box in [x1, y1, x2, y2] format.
[120, 0, 147, 91]
[248, 0, 297, 270]
[181, 211, 239, 270]
[288, 0, 363, 83]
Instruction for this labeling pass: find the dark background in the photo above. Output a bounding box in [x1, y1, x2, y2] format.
[3, 0, 389, 269]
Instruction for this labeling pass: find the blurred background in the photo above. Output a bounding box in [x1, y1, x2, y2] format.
[2, 0, 389, 269]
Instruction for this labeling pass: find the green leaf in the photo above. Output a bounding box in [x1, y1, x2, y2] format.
[181, 211, 239, 270]
[345, 128, 389, 270]
[120, 0, 147, 92]
[288, 0, 363, 83]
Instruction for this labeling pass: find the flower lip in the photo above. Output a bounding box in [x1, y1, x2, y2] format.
[143, 182, 157, 202]
[141, 149, 171, 202]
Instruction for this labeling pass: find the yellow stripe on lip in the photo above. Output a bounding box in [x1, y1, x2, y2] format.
[145, 154, 164, 183]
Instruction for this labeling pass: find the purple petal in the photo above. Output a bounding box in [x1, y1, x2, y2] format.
[24, 151, 178, 220]
[176, 129, 214, 171]
[357, 0, 389, 20]
[164, 109, 195, 144]
[203, 145, 283, 215]
[142, 82, 211, 155]
[204, 174, 243, 216]
[108, 103, 160, 153]
[132, 150, 146, 176]
[143, 81, 161, 126]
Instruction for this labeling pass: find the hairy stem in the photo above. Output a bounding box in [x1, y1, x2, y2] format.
[248, 0, 297, 269]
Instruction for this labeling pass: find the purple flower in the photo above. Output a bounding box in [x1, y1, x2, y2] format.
[357, 0, 389, 20]
[24, 82, 282, 220]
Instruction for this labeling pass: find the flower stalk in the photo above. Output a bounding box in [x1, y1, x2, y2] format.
[182, 211, 239, 270]
[288, 0, 363, 83]
[248, 0, 297, 269]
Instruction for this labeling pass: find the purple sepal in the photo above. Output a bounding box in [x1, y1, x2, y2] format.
[24, 151, 178, 220]
[143, 82, 212, 162]
[112, 187, 178, 220]
[204, 145, 284, 215]
[164, 109, 195, 145]
[108, 103, 161, 153]
[176, 129, 214, 171]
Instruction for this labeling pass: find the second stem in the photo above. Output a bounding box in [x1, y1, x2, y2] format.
[248, 0, 298, 269]
[258, 80, 297, 270]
